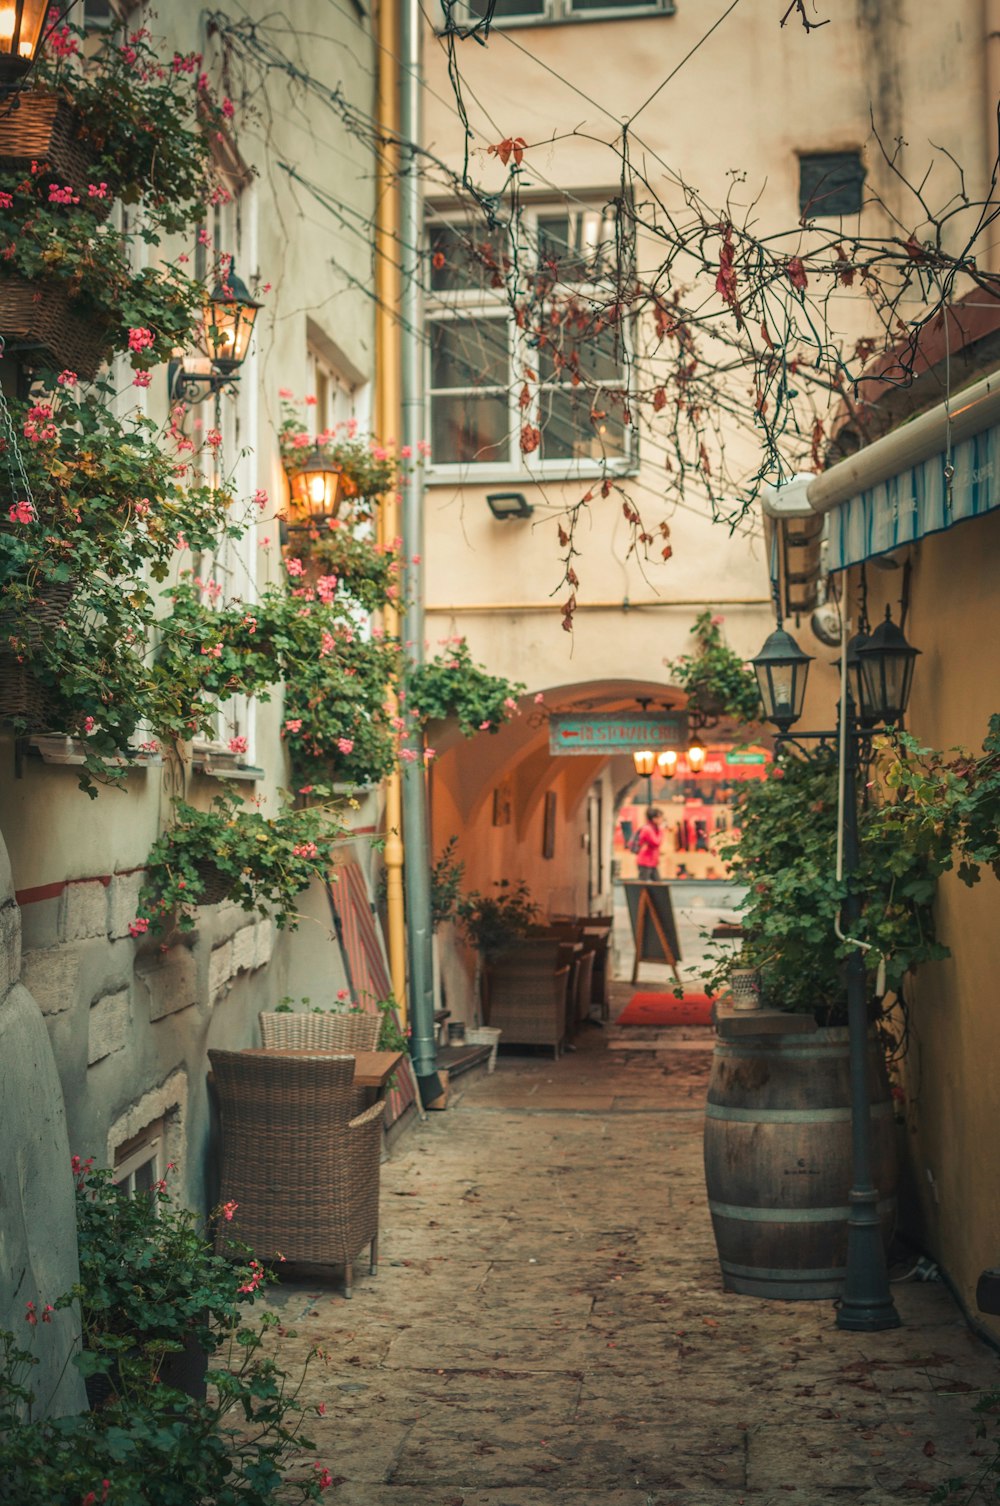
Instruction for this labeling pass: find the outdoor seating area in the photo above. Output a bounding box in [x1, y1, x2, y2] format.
[483, 914, 612, 1059]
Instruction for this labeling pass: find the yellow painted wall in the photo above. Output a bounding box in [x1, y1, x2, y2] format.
[858, 513, 1000, 1340]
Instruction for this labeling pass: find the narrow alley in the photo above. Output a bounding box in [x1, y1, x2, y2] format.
[269, 1018, 1000, 1505]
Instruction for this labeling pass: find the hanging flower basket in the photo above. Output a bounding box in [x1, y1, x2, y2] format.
[0, 653, 53, 732]
[0, 90, 111, 218]
[0, 582, 75, 648]
[0, 277, 113, 379]
[192, 859, 236, 907]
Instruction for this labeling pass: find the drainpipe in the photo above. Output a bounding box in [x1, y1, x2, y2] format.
[987, 0, 1000, 273]
[374, 0, 408, 1021]
[400, 0, 441, 1102]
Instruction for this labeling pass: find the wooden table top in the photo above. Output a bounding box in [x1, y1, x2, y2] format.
[239, 1048, 404, 1088]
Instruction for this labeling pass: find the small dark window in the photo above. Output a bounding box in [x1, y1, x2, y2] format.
[798, 152, 865, 218]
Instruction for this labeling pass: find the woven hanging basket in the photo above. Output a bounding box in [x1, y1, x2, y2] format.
[0, 654, 53, 733]
[192, 858, 236, 907]
[0, 278, 114, 380]
[0, 91, 112, 219]
[0, 581, 75, 648]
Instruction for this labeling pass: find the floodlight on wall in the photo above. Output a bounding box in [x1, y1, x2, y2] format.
[486, 492, 534, 520]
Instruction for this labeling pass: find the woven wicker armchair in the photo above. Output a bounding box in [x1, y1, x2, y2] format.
[484, 963, 570, 1059]
[259, 1010, 380, 1053]
[209, 1050, 384, 1298]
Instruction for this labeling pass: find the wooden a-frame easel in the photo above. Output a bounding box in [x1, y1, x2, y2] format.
[630, 885, 683, 985]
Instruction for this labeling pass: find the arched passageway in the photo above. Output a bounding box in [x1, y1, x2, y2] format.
[428, 678, 771, 1026]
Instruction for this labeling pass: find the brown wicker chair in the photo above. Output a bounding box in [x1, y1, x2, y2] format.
[209, 1050, 384, 1298]
[484, 963, 570, 1059]
[258, 1010, 380, 1053]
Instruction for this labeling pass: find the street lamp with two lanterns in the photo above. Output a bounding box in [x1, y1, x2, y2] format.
[749, 601, 920, 1333]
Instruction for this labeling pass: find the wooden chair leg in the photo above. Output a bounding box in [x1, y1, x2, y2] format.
[343, 1262, 353, 1300]
[369, 1235, 378, 1277]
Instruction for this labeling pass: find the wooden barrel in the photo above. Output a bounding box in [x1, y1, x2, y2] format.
[703, 1025, 898, 1300]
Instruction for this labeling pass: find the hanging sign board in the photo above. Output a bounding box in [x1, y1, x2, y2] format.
[549, 712, 687, 757]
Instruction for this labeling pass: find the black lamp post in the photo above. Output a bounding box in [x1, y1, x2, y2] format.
[751, 606, 920, 1332]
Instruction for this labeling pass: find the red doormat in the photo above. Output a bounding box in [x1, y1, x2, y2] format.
[617, 990, 715, 1027]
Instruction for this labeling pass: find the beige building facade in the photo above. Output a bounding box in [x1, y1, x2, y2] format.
[0, 0, 383, 1347]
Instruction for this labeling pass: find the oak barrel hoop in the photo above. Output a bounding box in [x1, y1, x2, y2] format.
[703, 1025, 898, 1300]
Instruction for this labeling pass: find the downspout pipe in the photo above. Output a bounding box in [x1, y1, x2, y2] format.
[399, 0, 441, 1103]
[374, 0, 408, 1021]
[986, 0, 1000, 275]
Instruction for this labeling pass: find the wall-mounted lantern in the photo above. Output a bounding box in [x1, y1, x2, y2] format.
[169, 264, 260, 403]
[284, 445, 343, 527]
[0, 1, 49, 89]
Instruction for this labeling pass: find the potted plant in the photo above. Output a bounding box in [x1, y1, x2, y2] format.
[701, 742, 963, 1302]
[0, 382, 251, 785]
[668, 610, 761, 726]
[134, 786, 347, 934]
[457, 877, 540, 964]
[408, 638, 525, 737]
[4, 21, 219, 232]
[1, 1158, 333, 1502]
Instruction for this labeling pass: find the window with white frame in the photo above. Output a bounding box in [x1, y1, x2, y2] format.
[426, 203, 633, 475]
[457, 0, 673, 26]
[113, 1118, 165, 1196]
[191, 174, 260, 762]
[308, 350, 357, 437]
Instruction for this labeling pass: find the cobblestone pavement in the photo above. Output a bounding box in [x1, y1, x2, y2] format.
[267, 1015, 1000, 1505]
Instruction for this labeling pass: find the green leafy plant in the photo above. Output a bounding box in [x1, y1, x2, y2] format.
[430, 836, 465, 930]
[0, 1159, 332, 1504]
[34, 18, 222, 233]
[712, 747, 952, 1023]
[0, 383, 251, 786]
[0, 197, 202, 369]
[135, 787, 347, 933]
[668, 610, 761, 726]
[290, 525, 402, 614]
[408, 638, 525, 736]
[874, 717, 1000, 886]
[59, 1160, 254, 1368]
[457, 878, 539, 962]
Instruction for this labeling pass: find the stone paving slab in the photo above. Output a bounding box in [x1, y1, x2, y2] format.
[263, 1023, 1000, 1503]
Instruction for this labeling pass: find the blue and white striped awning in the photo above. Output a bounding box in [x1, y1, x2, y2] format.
[827, 421, 1000, 571]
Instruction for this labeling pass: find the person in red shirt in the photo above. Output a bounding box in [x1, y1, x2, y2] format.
[635, 807, 665, 880]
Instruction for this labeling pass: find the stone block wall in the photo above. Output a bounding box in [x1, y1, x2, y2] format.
[18, 870, 294, 1217]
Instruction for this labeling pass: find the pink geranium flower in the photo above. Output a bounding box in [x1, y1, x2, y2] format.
[128, 326, 155, 353]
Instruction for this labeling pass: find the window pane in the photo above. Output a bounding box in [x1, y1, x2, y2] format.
[133, 1158, 156, 1195]
[798, 152, 865, 217]
[431, 393, 510, 465]
[429, 224, 508, 292]
[430, 318, 509, 390]
[539, 388, 626, 461]
[569, 0, 665, 9]
[466, 0, 547, 18]
[535, 212, 614, 282]
[538, 322, 624, 385]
